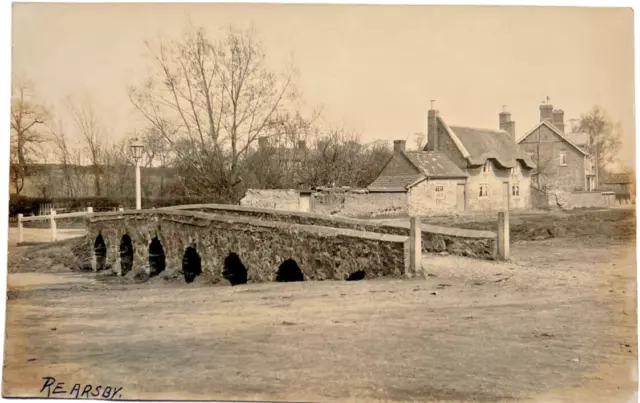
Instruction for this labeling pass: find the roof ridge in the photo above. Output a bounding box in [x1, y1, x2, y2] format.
[449, 125, 508, 135]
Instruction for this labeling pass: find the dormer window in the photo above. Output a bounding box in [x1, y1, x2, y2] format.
[482, 161, 491, 173]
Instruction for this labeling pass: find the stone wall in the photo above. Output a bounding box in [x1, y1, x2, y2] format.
[168, 204, 498, 260]
[312, 189, 408, 217]
[240, 189, 301, 211]
[87, 210, 408, 283]
[542, 189, 616, 209]
[407, 178, 463, 216]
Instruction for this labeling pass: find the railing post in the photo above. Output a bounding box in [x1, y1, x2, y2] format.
[87, 207, 93, 214]
[50, 209, 57, 242]
[17, 214, 23, 244]
[118, 207, 124, 212]
[408, 217, 422, 277]
[497, 211, 510, 260]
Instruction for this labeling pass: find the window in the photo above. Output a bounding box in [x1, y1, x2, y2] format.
[512, 183, 520, 197]
[482, 161, 491, 173]
[559, 151, 567, 166]
[435, 185, 444, 192]
[435, 184, 445, 199]
[479, 184, 488, 197]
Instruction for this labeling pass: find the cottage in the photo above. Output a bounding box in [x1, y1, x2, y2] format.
[517, 104, 596, 191]
[368, 106, 536, 214]
[368, 141, 467, 215]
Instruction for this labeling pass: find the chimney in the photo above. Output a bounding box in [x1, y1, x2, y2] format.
[426, 100, 439, 151]
[499, 107, 516, 140]
[393, 140, 406, 152]
[258, 136, 269, 150]
[539, 103, 553, 123]
[553, 109, 565, 133]
[297, 140, 306, 150]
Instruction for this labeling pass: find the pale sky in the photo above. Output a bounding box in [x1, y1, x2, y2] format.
[12, 3, 636, 168]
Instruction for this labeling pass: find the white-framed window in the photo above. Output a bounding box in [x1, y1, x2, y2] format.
[435, 184, 445, 199]
[512, 183, 520, 197]
[559, 151, 567, 166]
[479, 183, 488, 197]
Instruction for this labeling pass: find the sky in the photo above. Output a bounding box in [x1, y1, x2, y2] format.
[11, 3, 636, 169]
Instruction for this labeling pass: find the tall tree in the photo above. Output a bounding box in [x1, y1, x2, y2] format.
[68, 98, 104, 196]
[10, 78, 48, 195]
[576, 106, 622, 188]
[129, 24, 311, 202]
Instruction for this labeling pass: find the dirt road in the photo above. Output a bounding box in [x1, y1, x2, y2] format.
[2, 212, 637, 403]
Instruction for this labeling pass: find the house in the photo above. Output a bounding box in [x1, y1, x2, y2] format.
[517, 103, 596, 191]
[367, 106, 536, 214]
[368, 141, 468, 215]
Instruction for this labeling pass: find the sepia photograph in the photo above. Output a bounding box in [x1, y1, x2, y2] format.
[2, 2, 637, 402]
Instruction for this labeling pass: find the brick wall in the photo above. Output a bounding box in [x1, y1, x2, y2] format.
[519, 125, 586, 191]
[407, 178, 463, 216]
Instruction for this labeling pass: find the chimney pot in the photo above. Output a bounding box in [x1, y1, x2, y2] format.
[539, 103, 554, 123]
[393, 140, 406, 152]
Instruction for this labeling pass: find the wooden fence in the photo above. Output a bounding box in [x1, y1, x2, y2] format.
[17, 207, 124, 244]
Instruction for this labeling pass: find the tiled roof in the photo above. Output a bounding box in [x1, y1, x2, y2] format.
[367, 151, 466, 191]
[565, 132, 589, 147]
[449, 126, 536, 169]
[367, 173, 422, 192]
[402, 151, 468, 178]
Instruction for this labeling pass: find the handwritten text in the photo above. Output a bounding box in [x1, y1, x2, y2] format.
[40, 377, 123, 400]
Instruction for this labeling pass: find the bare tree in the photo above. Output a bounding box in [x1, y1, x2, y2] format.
[68, 98, 104, 196]
[10, 78, 48, 195]
[576, 106, 622, 188]
[129, 24, 310, 202]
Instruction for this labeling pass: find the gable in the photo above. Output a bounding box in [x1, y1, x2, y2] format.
[376, 153, 421, 177]
[518, 121, 588, 156]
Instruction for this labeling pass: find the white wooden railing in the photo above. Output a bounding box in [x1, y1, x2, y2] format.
[17, 207, 124, 243]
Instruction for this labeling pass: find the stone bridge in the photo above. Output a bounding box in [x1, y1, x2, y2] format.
[86, 206, 498, 285]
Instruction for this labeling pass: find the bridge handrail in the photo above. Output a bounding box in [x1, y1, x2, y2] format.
[160, 203, 497, 239]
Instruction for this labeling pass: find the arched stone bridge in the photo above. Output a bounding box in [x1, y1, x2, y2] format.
[86, 206, 498, 284]
[87, 209, 410, 283]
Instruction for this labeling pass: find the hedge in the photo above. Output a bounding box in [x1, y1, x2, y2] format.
[9, 196, 226, 216]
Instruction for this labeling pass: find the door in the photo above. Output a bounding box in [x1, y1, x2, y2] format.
[299, 194, 311, 212]
[456, 184, 466, 211]
[503, 181, 510, 210]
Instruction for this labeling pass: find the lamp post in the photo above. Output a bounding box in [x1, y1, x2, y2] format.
[130, 137, 144, 210]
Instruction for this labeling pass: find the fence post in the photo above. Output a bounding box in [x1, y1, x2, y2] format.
[87, 207, 93, 214]
[118, 207, 124, 212]
[50, 209, 57, 242]
[497, 211, 510, 260]
[409, 217, 422, 277]
[17, 214, 23, 244]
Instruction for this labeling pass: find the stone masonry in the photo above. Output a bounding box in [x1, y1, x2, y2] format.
[87, 210, 408, 283]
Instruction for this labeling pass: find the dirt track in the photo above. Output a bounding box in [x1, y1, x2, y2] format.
[2, 210, 637, 403]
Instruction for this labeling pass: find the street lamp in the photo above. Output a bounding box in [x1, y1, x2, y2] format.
[130, 137, 144, 210]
